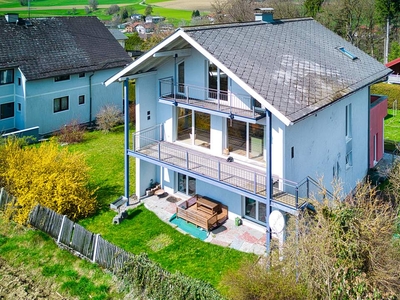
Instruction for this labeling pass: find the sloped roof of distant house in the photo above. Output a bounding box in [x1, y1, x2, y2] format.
[386, 57, 400, 68]
[109, 28, 129, 41]
[105, 18, 391, 125]
[0, 16, 132, 81]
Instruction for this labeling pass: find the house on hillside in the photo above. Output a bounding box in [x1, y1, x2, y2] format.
[105, 9, 390, 247]
[108, 29, 129, 49]
[0, 14, 132, 135]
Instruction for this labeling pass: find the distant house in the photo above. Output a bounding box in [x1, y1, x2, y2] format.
[145, 16, 165, 24]
[106, 9, 390, 247]
[0, 15, 132, 135]
[109, 29, 129, 48]
[385, 58, 400, 84]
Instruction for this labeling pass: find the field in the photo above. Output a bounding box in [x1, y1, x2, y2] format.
[0, 0, 213, 20]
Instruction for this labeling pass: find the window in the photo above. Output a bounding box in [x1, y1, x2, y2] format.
[338, 47, 358, 60]
[177, 61, 185, 93]
[345, 104, 352, 139]
[245, 198, 266, 224]
[54, 96, 69, 112]
[18, 78, 21, 85]
[78, 72, 85, 78]
[0, 69, 14, 85]
[178, 173, 196, 195]
[0, 102, 14, 119]
[208, 61, 228, 101]
[17, 103, 21, 111]
[54, 75, 70, 82]
[79, 95, 85, 105]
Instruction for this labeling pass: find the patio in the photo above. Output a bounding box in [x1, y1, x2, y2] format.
[131, 193, 267, 256]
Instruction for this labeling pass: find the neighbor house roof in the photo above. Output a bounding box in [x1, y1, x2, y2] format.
[385, 57, 400, 68]
[0, 16, 132, 81]
[109, 29, 129, 41]
[105, 18, 391, 124]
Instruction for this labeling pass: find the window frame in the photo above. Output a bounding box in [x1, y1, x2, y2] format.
[0, 69, 14, 85]
[0, 102, 15, 119]
[79, 95, 85, 105]
[54, 96, 69, 113]
[54, 75, 70, 82]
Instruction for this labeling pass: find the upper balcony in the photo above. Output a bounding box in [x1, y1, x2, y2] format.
[131, 124, 330, 215]
[158, 79, 266, 123]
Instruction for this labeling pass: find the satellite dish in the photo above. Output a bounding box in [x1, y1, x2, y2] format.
[269, 210, 285, 234]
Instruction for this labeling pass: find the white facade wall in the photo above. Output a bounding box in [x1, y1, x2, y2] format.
[284, 87, 369, 195]
[23, 68, 124, 134]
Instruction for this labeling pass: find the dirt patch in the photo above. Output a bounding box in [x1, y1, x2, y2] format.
[0, 257, 68, 300]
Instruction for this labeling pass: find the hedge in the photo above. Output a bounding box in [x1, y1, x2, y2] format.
[371, 82, 400, 108]
[117, 253, 225, 300]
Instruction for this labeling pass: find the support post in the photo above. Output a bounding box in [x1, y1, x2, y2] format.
[124, 78, 130, 200]
[265, 110, 272, 258]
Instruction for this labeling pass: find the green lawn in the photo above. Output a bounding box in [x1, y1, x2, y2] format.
[68, 127, 256, 293]
[385, 109, 400, 142]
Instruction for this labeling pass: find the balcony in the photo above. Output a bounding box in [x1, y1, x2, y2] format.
[131, 125, 330, 215]
[158, 79, 265, 122]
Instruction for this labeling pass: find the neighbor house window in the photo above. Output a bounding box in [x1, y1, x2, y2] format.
[79, 95, 85, 105]
[345, 104, 352, 139]
[17, 103, 21, 111]
[54, 96, 69, 112]
[0, 69, 14, 85]
[54, 75, 70, 82]
[78, 72, 85, 78]
[0, 102, 14, 119]
[346, 150, 353, 168]
[177, 61, 185, 93]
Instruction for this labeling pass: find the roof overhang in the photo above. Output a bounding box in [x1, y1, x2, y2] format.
[104, 28, 293, 126]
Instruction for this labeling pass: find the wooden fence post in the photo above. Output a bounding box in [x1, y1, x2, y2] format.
[57, 215, 66, 244]
[92, 234, 100, 263]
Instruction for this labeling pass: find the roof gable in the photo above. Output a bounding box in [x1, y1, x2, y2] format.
[0, 16, 132, 81]
[106, 19, 391, 124]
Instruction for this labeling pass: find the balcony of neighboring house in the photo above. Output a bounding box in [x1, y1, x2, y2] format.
[387, 73, 400, 84]
[130, 124, 329, 216]
[158, 78, 266, 123]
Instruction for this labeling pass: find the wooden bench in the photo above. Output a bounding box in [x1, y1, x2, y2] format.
[175, 194, 228, 231]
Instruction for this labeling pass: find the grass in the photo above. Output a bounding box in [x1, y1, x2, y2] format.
[0, 216, 125, 299]
[384, 109, 400, 142]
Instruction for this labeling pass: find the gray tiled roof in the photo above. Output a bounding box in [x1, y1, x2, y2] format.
[0, 16, 132, 81]
[184, 19, 391, 122]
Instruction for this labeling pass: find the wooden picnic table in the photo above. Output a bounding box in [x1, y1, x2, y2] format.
[196, 197, 220, 215]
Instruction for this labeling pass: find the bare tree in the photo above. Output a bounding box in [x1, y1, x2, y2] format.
[88, 0, 98, 11]
[211, 0, 255, 23]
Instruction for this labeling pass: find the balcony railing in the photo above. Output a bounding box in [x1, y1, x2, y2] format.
[158, 78, 265, 120]
[131, 124, 332, 213]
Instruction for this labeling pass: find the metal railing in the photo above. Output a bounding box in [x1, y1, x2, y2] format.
[159, 78, 264, 119]
[131, 125, 327, 211]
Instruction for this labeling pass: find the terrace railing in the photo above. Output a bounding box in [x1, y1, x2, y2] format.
[131, 124, 329, 212]
[158, 78, 265, 120]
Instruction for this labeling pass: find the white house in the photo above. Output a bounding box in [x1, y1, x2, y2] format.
[105, 9, 391, 248]
[0, 15, 132, 135]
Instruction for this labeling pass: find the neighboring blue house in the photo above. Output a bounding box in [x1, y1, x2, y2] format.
[0, 14, 132, 135]
[106, 9, 391, 251]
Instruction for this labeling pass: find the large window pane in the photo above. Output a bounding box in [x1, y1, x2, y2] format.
[0, 102, 14, 119]
[245, 198, 256, 219]
[0, 69, 14, 85]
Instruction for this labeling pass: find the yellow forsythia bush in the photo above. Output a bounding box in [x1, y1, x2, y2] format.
[0, 138, 97, 224]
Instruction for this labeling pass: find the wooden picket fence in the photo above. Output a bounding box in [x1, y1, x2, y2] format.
[28, 204, 132, 272]
[0, 187, 15, 210]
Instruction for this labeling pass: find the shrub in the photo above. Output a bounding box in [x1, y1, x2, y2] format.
[96, 105, 123, 133]
[129, 101, 136, 125]
[371, 82, 400, 108]
[56, 120, 85, 144]
[0, 138, 97, 224]
[221, 262, 307, 300]
[118, 253, 224, 300]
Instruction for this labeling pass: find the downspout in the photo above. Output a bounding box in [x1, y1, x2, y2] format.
[265, 109, 272, 258]
[124, 78, 130, 200]
[89, 72, 94, 126]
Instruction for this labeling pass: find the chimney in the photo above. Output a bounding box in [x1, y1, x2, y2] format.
[254, 8, 274, 23]
[5, 13, 19, 23]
